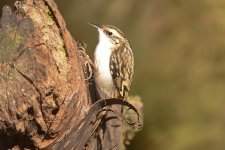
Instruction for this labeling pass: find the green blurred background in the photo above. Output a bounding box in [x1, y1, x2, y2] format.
[1, 0, 225, 150]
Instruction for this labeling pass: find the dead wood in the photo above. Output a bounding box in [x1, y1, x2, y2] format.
[0, 0, 143, 149]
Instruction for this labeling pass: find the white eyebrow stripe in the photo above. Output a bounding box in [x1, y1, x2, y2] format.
[108, 28, 122, 38]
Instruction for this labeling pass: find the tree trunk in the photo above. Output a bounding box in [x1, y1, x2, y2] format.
[0, 0, 143, 149]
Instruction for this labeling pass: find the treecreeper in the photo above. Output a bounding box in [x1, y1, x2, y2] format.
[89, 23, 136, 149]
[90, 23, 134, 100]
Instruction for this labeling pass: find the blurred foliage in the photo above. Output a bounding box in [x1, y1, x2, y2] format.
[1, 0, 225, 150]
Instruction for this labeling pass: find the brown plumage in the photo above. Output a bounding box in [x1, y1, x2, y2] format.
[91, 24, 134, 100]
[110, 42, 134, 99]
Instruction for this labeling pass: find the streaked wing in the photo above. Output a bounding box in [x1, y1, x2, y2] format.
[110, 45, 134, 99]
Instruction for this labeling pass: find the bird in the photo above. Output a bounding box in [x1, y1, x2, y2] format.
[89, 23, 134, 101]
[88, 24, 134, 147]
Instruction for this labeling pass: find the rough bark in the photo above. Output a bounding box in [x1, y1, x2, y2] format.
[0, 0, 143, 149]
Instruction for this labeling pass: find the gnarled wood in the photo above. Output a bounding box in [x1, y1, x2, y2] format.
[0, 0, 143, 149]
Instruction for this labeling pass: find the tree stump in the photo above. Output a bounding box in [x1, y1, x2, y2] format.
[0, 0, 143, 149]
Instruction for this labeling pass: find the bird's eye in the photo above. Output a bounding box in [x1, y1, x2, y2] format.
[106, 31, 113, 36]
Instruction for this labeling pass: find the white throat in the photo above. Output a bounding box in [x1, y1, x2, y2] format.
[94, 29, 114, 97]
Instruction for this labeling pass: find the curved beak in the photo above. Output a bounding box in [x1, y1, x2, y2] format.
[88, 23, 100, 29]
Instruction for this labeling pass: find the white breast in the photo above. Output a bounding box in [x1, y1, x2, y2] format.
[94, 29, 114, 97]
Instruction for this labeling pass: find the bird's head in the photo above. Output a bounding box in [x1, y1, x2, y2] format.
[89, 23, 127, 46]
